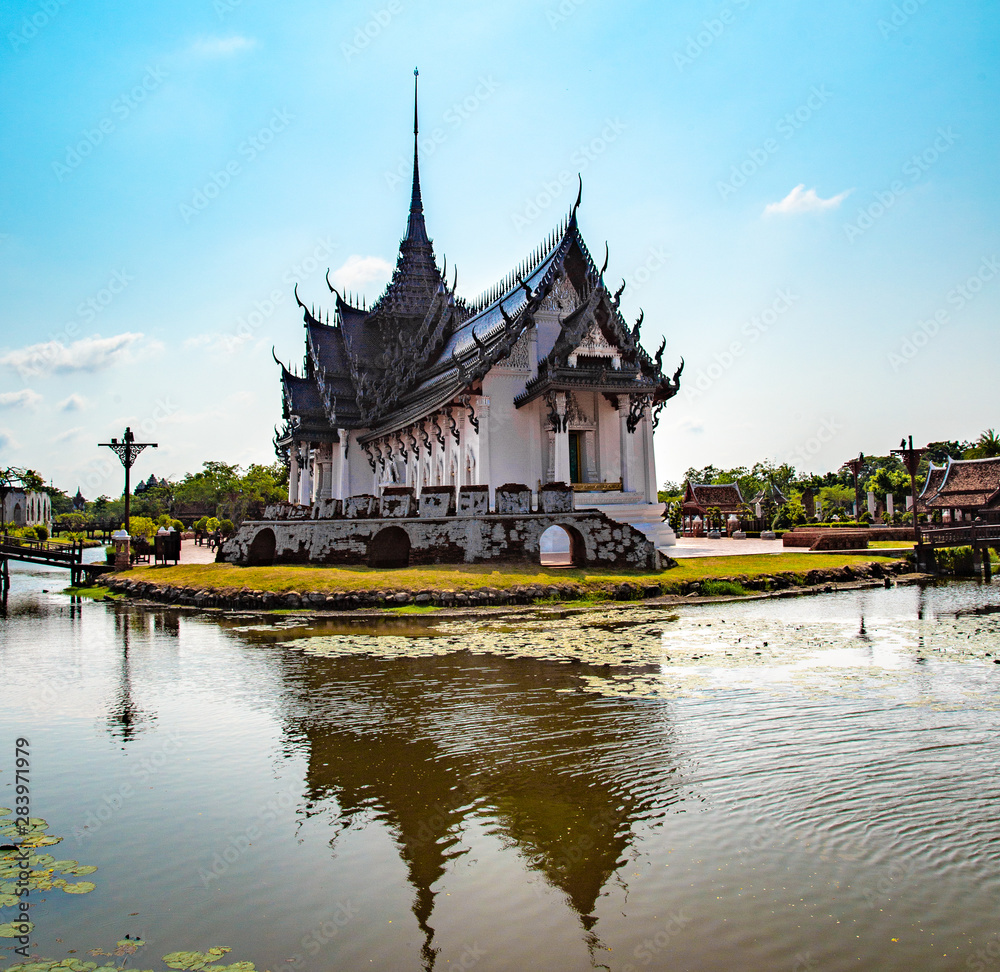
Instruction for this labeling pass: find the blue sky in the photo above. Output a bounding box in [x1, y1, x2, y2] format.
[1, 0, 997, 497]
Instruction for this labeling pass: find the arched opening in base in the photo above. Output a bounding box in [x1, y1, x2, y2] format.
[367, 526, 411, 569]
[247, 528, 276, 566]
[539, 524, 585, 567]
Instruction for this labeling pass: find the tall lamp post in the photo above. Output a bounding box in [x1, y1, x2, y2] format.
[98, 427, 158, 533]
[891, 435, 926, 543]
[842, 453, 865, 522]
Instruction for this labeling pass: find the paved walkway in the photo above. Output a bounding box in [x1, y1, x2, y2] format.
[667, 537, 786, 559]
[180, 538, 219, 564]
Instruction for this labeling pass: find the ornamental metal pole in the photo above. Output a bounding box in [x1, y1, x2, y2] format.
[891, 435, 927, 544]
[98, 427, 158, 532]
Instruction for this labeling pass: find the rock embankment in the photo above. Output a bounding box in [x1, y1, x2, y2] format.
[102, 559, 912, 611]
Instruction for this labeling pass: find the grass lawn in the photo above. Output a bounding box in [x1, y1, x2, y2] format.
[113, 551, 910, 597]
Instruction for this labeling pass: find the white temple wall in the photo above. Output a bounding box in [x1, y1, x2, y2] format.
[482, 373, 540, 494]
[597, 396, 620, 483]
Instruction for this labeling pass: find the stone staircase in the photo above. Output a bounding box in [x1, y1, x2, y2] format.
[591, 502, 677, 548]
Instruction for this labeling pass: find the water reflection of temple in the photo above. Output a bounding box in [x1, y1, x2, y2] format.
[276, 648, 681, 968]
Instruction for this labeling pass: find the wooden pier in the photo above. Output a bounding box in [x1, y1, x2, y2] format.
[916, 520, 1000, 580]
[0, 533, 108, 593]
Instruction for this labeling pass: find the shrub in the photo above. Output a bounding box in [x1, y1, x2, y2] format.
[128, 516, 157, 542]
[774, 499, 808, 530]
[171, 519, 185, 533]
[33, 524, 49, 542]
[700, 579, 748, 597]
[218, 518, 235, 537]
[936, 546, 975, 576]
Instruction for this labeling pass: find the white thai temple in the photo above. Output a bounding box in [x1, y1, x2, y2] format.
[274, 75, 681, 547]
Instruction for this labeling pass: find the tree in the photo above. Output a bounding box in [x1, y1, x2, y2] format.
[774, 499, 808, 530]
[173, 461, 287, 524]
[865, 467, 908, 507]
[967, 429, 1000, 459]
[18, 468, 45, 492]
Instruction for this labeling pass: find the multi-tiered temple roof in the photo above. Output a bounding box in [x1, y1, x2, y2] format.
[276, 75, 681, 454]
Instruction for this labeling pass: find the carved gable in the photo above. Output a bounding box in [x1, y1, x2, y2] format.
[538, 272, 579, 317]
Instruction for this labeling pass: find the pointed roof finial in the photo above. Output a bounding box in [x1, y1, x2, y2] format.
[405, 67, 430, 245]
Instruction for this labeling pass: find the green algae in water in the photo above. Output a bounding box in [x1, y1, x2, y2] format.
[1, 941, 271, 972]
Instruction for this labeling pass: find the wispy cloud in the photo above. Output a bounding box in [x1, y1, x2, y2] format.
[0, 429, 19, 451]
[189, 35, 258, 58]
[329, 255, 393, 292]
[764, 184, 853, 216]
[183, 332, 253, 356]
[55, 426, 85, 443]
[0, 333, 153, 379]
[58, 393, 88, 412]
[0, 389, 42, 409]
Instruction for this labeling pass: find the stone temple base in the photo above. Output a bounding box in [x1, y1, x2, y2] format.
[221, 509, 661, 571]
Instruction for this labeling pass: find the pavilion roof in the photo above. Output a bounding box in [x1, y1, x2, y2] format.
[919, 456, 1000, 509]
[683, 482, 745, 511]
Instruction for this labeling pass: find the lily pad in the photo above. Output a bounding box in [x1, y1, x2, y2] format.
[0, 808, 11, 816]
[30, 835, 63, 847]
[0, 919, 34, 937]
[162, 948, 232, 970]
[61, 880, 96, 894]
[63, 864, 98, 876]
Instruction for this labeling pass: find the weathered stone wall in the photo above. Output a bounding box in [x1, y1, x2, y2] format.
[221, 508, 660, 570]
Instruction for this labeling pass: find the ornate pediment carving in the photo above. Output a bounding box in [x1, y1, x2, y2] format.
[572, 319, 617, 357]
[538, 272, 578, 317]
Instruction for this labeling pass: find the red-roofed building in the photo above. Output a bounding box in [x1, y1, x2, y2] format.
[917, 457, 1000, 521]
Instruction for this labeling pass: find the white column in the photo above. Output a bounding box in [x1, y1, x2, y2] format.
[328, 442, 342, 500]
[288, 446, 300, 503]
[867, 491, 877, 517]
[338, 431, 350, 499]
[478, 396, 491, 492]
[299, 447, 313, 505]
[619, 408, 634, 493]
[553, 392, 571, 485]
[642, 406, 657, 504]
[886, 493, 894, 516]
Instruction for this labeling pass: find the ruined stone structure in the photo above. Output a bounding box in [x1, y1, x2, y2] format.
[270, 72, 681, 554]
[222, 483, 662, 570]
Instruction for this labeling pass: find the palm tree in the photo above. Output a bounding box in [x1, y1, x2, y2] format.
[968, 429, 1000, 459]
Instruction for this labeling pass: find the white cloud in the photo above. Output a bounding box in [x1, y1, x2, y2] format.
[329, 255, 393, 293]
[58, 393, 88, 412]
[764, 184, 853, 216]
[0, 332, 148, 379]
[183, 332, 253, 356]
[0, 389, 42, 409]
[0, 429, 19, 451]
[55, 426, 85, 443]
[190, 36, 258, 58]
[673, 417, 704, 435]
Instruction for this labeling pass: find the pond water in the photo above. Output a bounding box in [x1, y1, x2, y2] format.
[1, 558, 999, 972]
